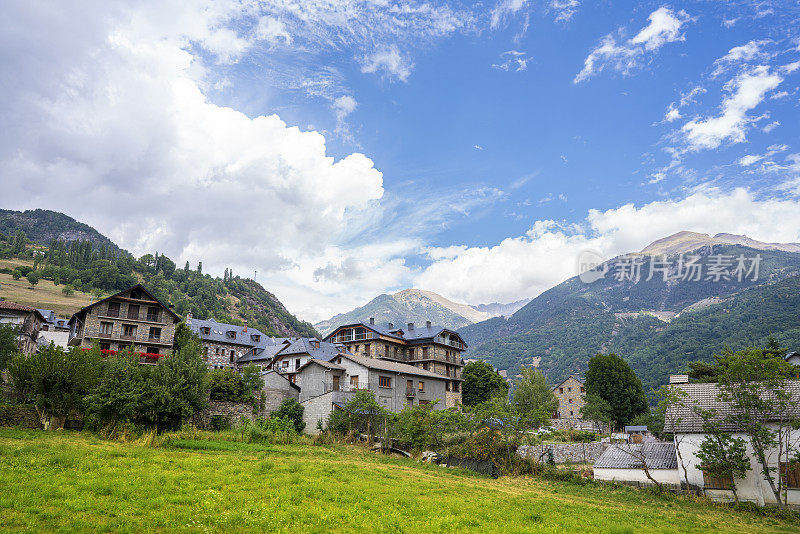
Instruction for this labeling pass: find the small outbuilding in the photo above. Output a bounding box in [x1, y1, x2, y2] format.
[593, 443, 680, 485]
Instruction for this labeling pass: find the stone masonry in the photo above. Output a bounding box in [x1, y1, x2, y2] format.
[517, 442, 610, 465]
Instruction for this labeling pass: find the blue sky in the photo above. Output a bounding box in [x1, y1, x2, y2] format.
[2, 1, 800, 321]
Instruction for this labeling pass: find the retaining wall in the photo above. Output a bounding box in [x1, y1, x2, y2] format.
[517, 442, 610, 464]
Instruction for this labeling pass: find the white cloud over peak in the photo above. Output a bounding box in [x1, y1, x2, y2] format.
[681, 66, 783, 150]
[575, 7, 691, 83]
[414, 187, 800, 304]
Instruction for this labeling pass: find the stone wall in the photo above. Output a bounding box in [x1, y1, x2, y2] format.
[518, 442, 610, 464]
[0, 404, 40, 428]
[194, 400, 256, 428]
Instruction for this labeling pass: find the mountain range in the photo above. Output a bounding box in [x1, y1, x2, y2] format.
[314, 288, 529, 336]
[458, 231, 800, 392]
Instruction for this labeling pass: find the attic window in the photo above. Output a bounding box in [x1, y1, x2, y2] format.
[251, 334, 260, 342]
[227, 331, 236, 338]
[200, 327, 210, 335]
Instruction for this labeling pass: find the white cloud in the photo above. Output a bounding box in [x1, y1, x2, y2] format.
[763, 121, 780, 133]
[575, 7, 692, 83]
[681, 66, 783, 150]
[414, 187, 800, 304]
[737, 144, 789, 166]
[490, 0, 527, 29]
[491, 50, 529, 72]
[360, 47, 414, 81]
[710, 40, 773, 77]
[551, 0, 579, 22]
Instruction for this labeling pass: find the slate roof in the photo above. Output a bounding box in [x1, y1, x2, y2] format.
[277, 338, 342, 360]
[297, 358, 345, 372]
[37, 309, 56, 324]
[0, 301, 47, 321]
[326, 320, 466, 348]
[189, 317, 272, 348]
[237, 338, 292, 363]
[69, 284, 181, 324]
[664, 381, 800, 433]
[339, 353, 447, 380]
[594, 443, 677, 470]
[552, 375, 584, 390]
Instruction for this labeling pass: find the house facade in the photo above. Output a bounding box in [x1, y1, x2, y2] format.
[268, 338, 345, 382]
[324, 318, 466, 407]
[297, 352, 450, 433]
[186, 314, 277, 370]
[0, 301, 46, 354]
[68, 284, 180, 360]
[551, 375, 590, 429]
[665, 379, 800, 506]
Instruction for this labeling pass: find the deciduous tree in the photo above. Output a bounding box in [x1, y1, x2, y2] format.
[462, 361, 509, 407]
[584, 353, 648, 429]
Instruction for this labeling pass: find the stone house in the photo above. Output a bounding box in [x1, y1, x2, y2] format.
[298, 352, 450, 433]
[0, 301, 45, 354]
[260, 370, 300, 412]
[551, 375, 589, 429]
[324, 318, 466, 407]
[267, 338, 345, 383]
[186, 314, 278, 370]
[67, 284, 180, 361]
[665, 378, 800, 506]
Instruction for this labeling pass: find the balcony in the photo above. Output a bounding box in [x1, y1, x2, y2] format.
[331, 331, 377, 343]
[405, 388, 416, 398]
[435, 335, 464, 350]
[119, 335, 135, 341]
[146, 313, 161, 322]
[148, 335, 161, 342]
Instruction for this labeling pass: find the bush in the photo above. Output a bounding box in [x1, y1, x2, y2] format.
[61, 285, 74, 296]
[206, 369, 252, 403]
[271, 398, 305, 433]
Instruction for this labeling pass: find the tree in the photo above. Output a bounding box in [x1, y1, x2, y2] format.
[327, 390, 388, 440]
[25, 271, 39, 288]
[271, 398, 305, 433]
[61, 285, 74, 297]
[580, 393, 612, 434]
[655, 385, 693, 484]
[12, 270, 22, 280]
[695, 409, 751, 503]
[584, 353, 648, 429]
[0, 324, 19, 371]
[716, 347, 798, 508]
[511, 367, 558, 428]
[8, 345, 103, 428]
[206, 369, 248, 402]
[462, 361, 509, 407]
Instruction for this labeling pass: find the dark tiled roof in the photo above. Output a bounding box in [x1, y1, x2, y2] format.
[298, 358, 345, 372]
[237, 340, 292, 363]
[339, 353, 447, 380]
[37, 309, 56, 324]
[69, 284, 181, 323]
[278, 338, 342, 360]
[0, 301, 47, 321]
[664, 381, 800, 433]
[326, 321, 466, 347]
[594, 443, 677, 470]
[189, 318, 272, 348]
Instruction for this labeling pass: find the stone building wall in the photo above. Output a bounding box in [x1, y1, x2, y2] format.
[0, 404, 41, 428]
[517, 442, 610, 465]
[201, 341, 249, 369]
[80, 297, 176, 355]
[553, 376, 585, 419]
[193, 400, 256, 428]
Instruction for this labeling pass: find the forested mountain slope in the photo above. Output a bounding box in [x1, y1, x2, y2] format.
[459, 238, 800, 392]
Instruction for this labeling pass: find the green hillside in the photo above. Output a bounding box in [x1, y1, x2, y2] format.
[460, 244, 800, 392]
[0, 209, 317, 338]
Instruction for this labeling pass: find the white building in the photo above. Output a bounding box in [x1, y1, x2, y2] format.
[593, 443, 680, 485]
[665, 379, 800, 506]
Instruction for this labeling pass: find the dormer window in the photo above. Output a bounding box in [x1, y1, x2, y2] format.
[226, 330, 236, 339]
[200, 327, 211, 335]
[251, 334, 260, 342]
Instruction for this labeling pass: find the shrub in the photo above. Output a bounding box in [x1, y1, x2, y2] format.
[61, 285, 74, 296]
[206, 369, 251, 403]
[271, 398, 305, 433]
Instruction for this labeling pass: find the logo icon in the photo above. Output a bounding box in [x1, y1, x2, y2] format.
[577, 250, 608, 284]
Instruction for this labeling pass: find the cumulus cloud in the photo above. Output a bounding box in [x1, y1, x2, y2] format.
[414, 187, 800, 304]
[681, 66, 783, 150]
[575, 7, 691, 83]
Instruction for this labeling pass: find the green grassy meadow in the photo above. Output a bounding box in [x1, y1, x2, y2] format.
[0, 429, 796, 533]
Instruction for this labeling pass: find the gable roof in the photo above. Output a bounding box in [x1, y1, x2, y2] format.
[236, 337, 292, 363]
[552, 375, 584, 390]
[260, 369, 301, 391]
[69, 284, 180, 324]
[338, 353, 447, 380]
[664, 381, 800, 433]
[276, 338, 343, 360]
[325, 321, 467, 348]
[297, 358, 345, 372]
[0, 301, 47, 322]
[594, 443, 677, 470]
[189, 317, 271, 348]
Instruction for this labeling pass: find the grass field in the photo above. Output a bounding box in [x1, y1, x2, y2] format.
[0, 430, 797, 533]
[0, 257, 94, 316]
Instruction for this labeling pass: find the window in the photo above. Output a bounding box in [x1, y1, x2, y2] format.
[418, 381, 425, 392]
[100, 322, 113, 335]
[215, 347, 220, 355]
[99, 342, 111, 351]
[201, 327, 210, 335]
[146, 307, 160, 322]
[780, 462, 800, 489]
[229, 350, 235, 363]
[702, 471, 734, 490]
[107, 302, 120, 317]
[127, 304, 140, 320]
[422, 362, 429, 371]
[363, 343, 370, 356]
[394, 347, 399, 359]
[251, 334, 260, 342]
[226, 331, 236, 339]
[384, 345, 390, 359]
[580, 387, 585, 393]
[295, 358, 301, 369]
[148, 327, 161, 340]
[569, 398, 573, 404]
[379, 376, 391, 388]
[122, 324, 137, 338]
[453, 382, 459, 392]
[146, 347, 160, 355]
[559, 387, 564, 394]
[567, 387, 572, 392]
[350, 376, 359, 388]
[570, 410, 573, 416]
[282, 360, 288, 368]
[422, 347, 429, 359]
[408, 348, 414, 360]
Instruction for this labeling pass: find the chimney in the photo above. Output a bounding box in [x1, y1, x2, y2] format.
[426, 320, 431, 329]
[243, 322, 248, 333]
[669, 374, 689, 384]
[369, 317, 375, 325]
[186, 312, 192, 325]
[408, 322, 414, 331]
[388, 322, 394, 329]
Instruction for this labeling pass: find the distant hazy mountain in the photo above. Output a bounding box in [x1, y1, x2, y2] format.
[314, 288, 526, 336]
[458, 232, 800, 392]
